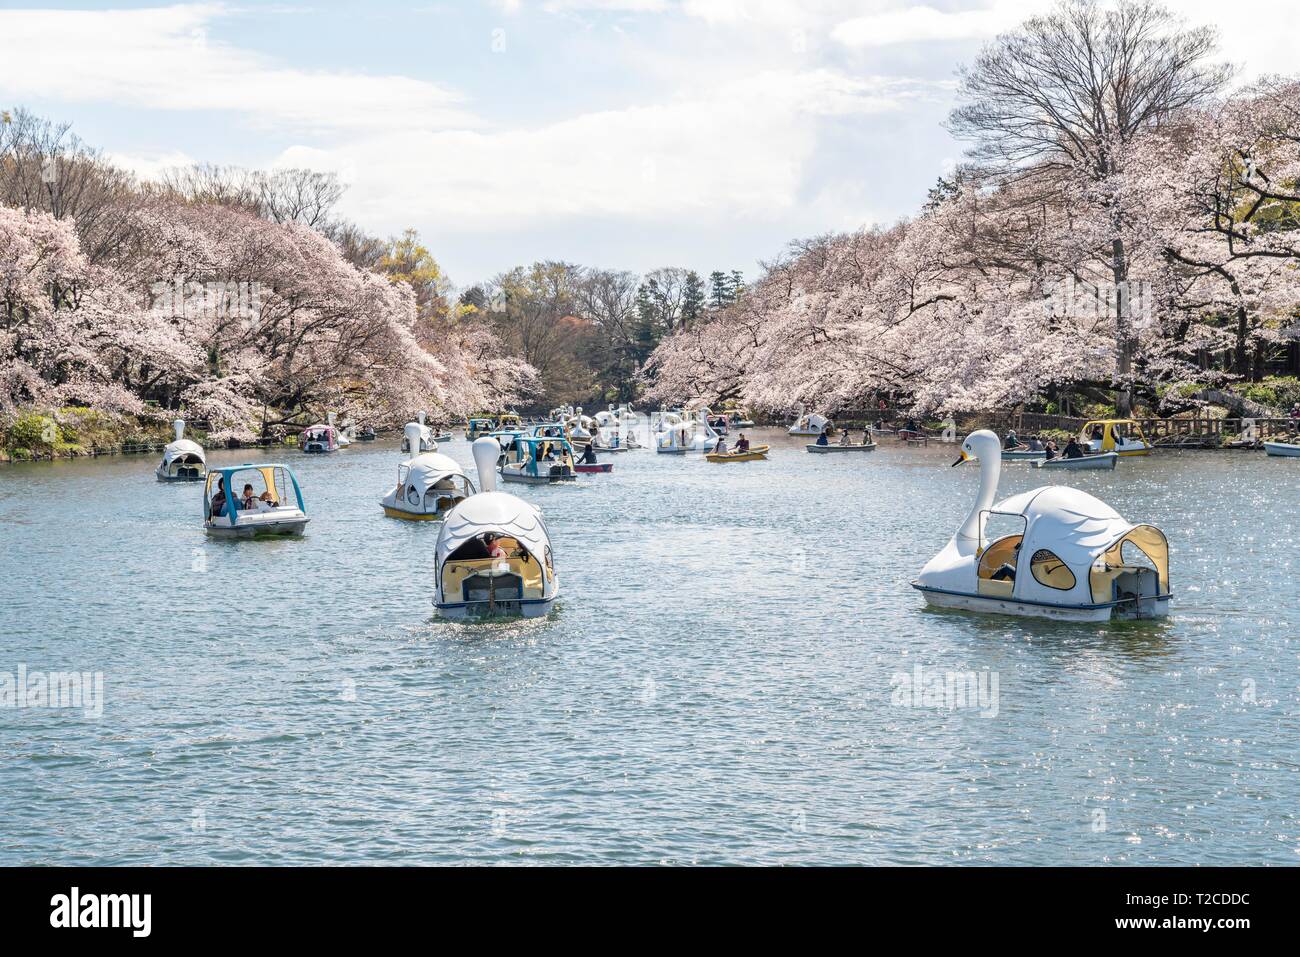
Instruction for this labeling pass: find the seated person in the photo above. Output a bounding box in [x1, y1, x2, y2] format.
[839, 429, 852, 446]
[1043, 440, 1059, 460]
[990, 543, 1021, 582]
[1003, 430, 1022, 450]
[259, 490, 279, 508]
[240, 484, 258, 509]
[209, 480, 228, 519]
[580, 443, 598, 465]
[861, 429, 872, 445]
[487, 534, 509, 559]
[735, 434, 750, 452]
[1064, 437, 1084, 458]
[815, 430, 829, 446]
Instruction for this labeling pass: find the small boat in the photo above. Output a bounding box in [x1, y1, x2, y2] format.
[1264, 440, 1300, 457]
[467, 412, 523, 441]
[433, 432, 453, 443]
[806, 442, 876, 453]
[1080, 418, 1152, 456]
[706, 445, 769, 462]
[204, 464, 309, 538]
[500, 434, 577, 484]
[869, 427, 895, 437]
[434, 438, 558, 619]
[912, 430, 1170, 621]
[357, 426, 377, 442]
[788, 413, 832, 436]
[574, 462, 612, 474]
[380, 452, 475, 521]
[1031, 452, 1118, 471]
[401, 412, 437, 454]
[155, 419, 206, 481]
[300, 423, 339, 454]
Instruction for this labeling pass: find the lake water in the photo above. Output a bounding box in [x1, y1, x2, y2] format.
[1, 430, 1296, 865]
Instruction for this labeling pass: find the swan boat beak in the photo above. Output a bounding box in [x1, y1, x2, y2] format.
[951, 449, 969, 467]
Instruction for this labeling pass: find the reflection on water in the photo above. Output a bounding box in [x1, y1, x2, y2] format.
[0, 430, 1296, 864]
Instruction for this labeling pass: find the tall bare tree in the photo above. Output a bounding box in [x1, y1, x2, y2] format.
[948, 0, 1229, 414]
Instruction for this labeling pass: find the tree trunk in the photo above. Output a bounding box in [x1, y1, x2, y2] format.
[1112, 238, 1133, 417]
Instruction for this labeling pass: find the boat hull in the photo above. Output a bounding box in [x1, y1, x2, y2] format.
[1264, 441, 1300, 457]
[381, 505, 447, 521]
[1031, 452, 1118, 470]
[574, 463, 612, 473]
[156, 470, 206, 482]
[206, 518, 309, 538]
[1000, 450, 1046, 461]
[707, 446, 769, 462]
[500, 471, 576, 484]
[806, 443, 876, 453]
[435, 596, 556, 620]
[913, 584, 1169, 622]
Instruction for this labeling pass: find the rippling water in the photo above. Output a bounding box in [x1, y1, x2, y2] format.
[1, 430, 1296, 865]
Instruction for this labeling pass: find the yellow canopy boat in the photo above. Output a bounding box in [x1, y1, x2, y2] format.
[706, 444, 769, 462]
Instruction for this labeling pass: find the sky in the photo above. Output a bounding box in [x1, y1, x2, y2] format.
[0, 0, 1294, 287]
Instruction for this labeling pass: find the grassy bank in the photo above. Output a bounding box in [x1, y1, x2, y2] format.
[0, 407, 179, 463]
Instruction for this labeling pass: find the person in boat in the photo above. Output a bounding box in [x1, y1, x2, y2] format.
[579, 443, 598, 465]
[240, 483, 258, 510]
[1043, 439, 1059, 460]
[1028, 436, 1044, 451]
[1090, 424, 1104, 440]
[258, 490, 279, 508]
[209, 478, 228, 519]
[1003, 430, 1023, 451]
[715, 437, 727, 454]
[1290, 403, 1300, 422]
[1064, 436, 1084, 459]
[861, 428, 872, 445]
[990, 543, 1021, 582]
[487, 534, 509, 560]
[815, 430, 829, 447]
[735, 434, 750, 452]
[839, 429, 852, 446]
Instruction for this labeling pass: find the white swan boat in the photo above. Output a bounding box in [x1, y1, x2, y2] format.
[401, 413, 438, 454]
[654, 409, 719, 453]
[380, 451, 474, 521]
[155, 419, 206, 481]
[788, 413, 832, 436]
[1264, 440, 1300, 457]
[433, 438, 559, 619]
[1031, 452, 1119, 471]
[912, 430, 1170, 622]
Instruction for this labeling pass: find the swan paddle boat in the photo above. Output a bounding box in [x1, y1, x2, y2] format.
[434, 438, 558, 619]
[788, 413, 832, 437]
[1080, 419, 1152, 456]
[204, 464, 309, 538]
[467, 412, 522, 441]
[501, 434, 576, 484]
[401, 412, 438, 454]
[300, 423, 339, 454]
[156, 419, 206, 481]
[1031, 452, 1118, 471]
[380, 451, 474, 521]
[912, 430, 1170, 622]
[654, 410, 719, 453]
[1264, 440, 1300, 457]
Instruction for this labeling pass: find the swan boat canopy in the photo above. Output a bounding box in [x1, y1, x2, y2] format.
[913, 430, 1170, 622]
[156, 419, 206, 481]
[380, 452, 475, 521]
[434, 438, 558, 619]
[501, 434, 576, 484]
[1080, 419, 1152, 456]
[301, 424, 339, 454]
[204, 464, 309, 538]
[788, 413, 832, 436]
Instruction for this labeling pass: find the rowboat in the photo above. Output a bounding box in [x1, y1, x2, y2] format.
[1001, 449, 1046, 460]
[575, 463, 612, 473]
[1031, 452, 1118, 471]
[1264, 440, 1300, 457]
[706, 445, 769, 463]
[806, 443, 876, 453]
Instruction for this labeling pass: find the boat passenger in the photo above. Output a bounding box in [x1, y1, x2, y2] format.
[209, 479, 228, 518]
[1043, 440, 1059, 461]
[1290, 403, 1300, 422]
[259, 490, 279, 508]
[487, 534, 509, 560]
[735, 434, 750, 453]
[815, 431, 829, 447]
[990, 543, 1021, 582]
[1064, 437, 1084, 459]
[241, 483, 258, 509]
[861, 429, 871, 445]
[839, 429, 852, 446]
[1003, 430, 1021, 450]
[579, 444, 598, 465]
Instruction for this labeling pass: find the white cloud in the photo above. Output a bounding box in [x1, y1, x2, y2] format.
[0, 3, 473, 132]
[281, 69, 931, 231]
[832, 5, 1015, 47]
